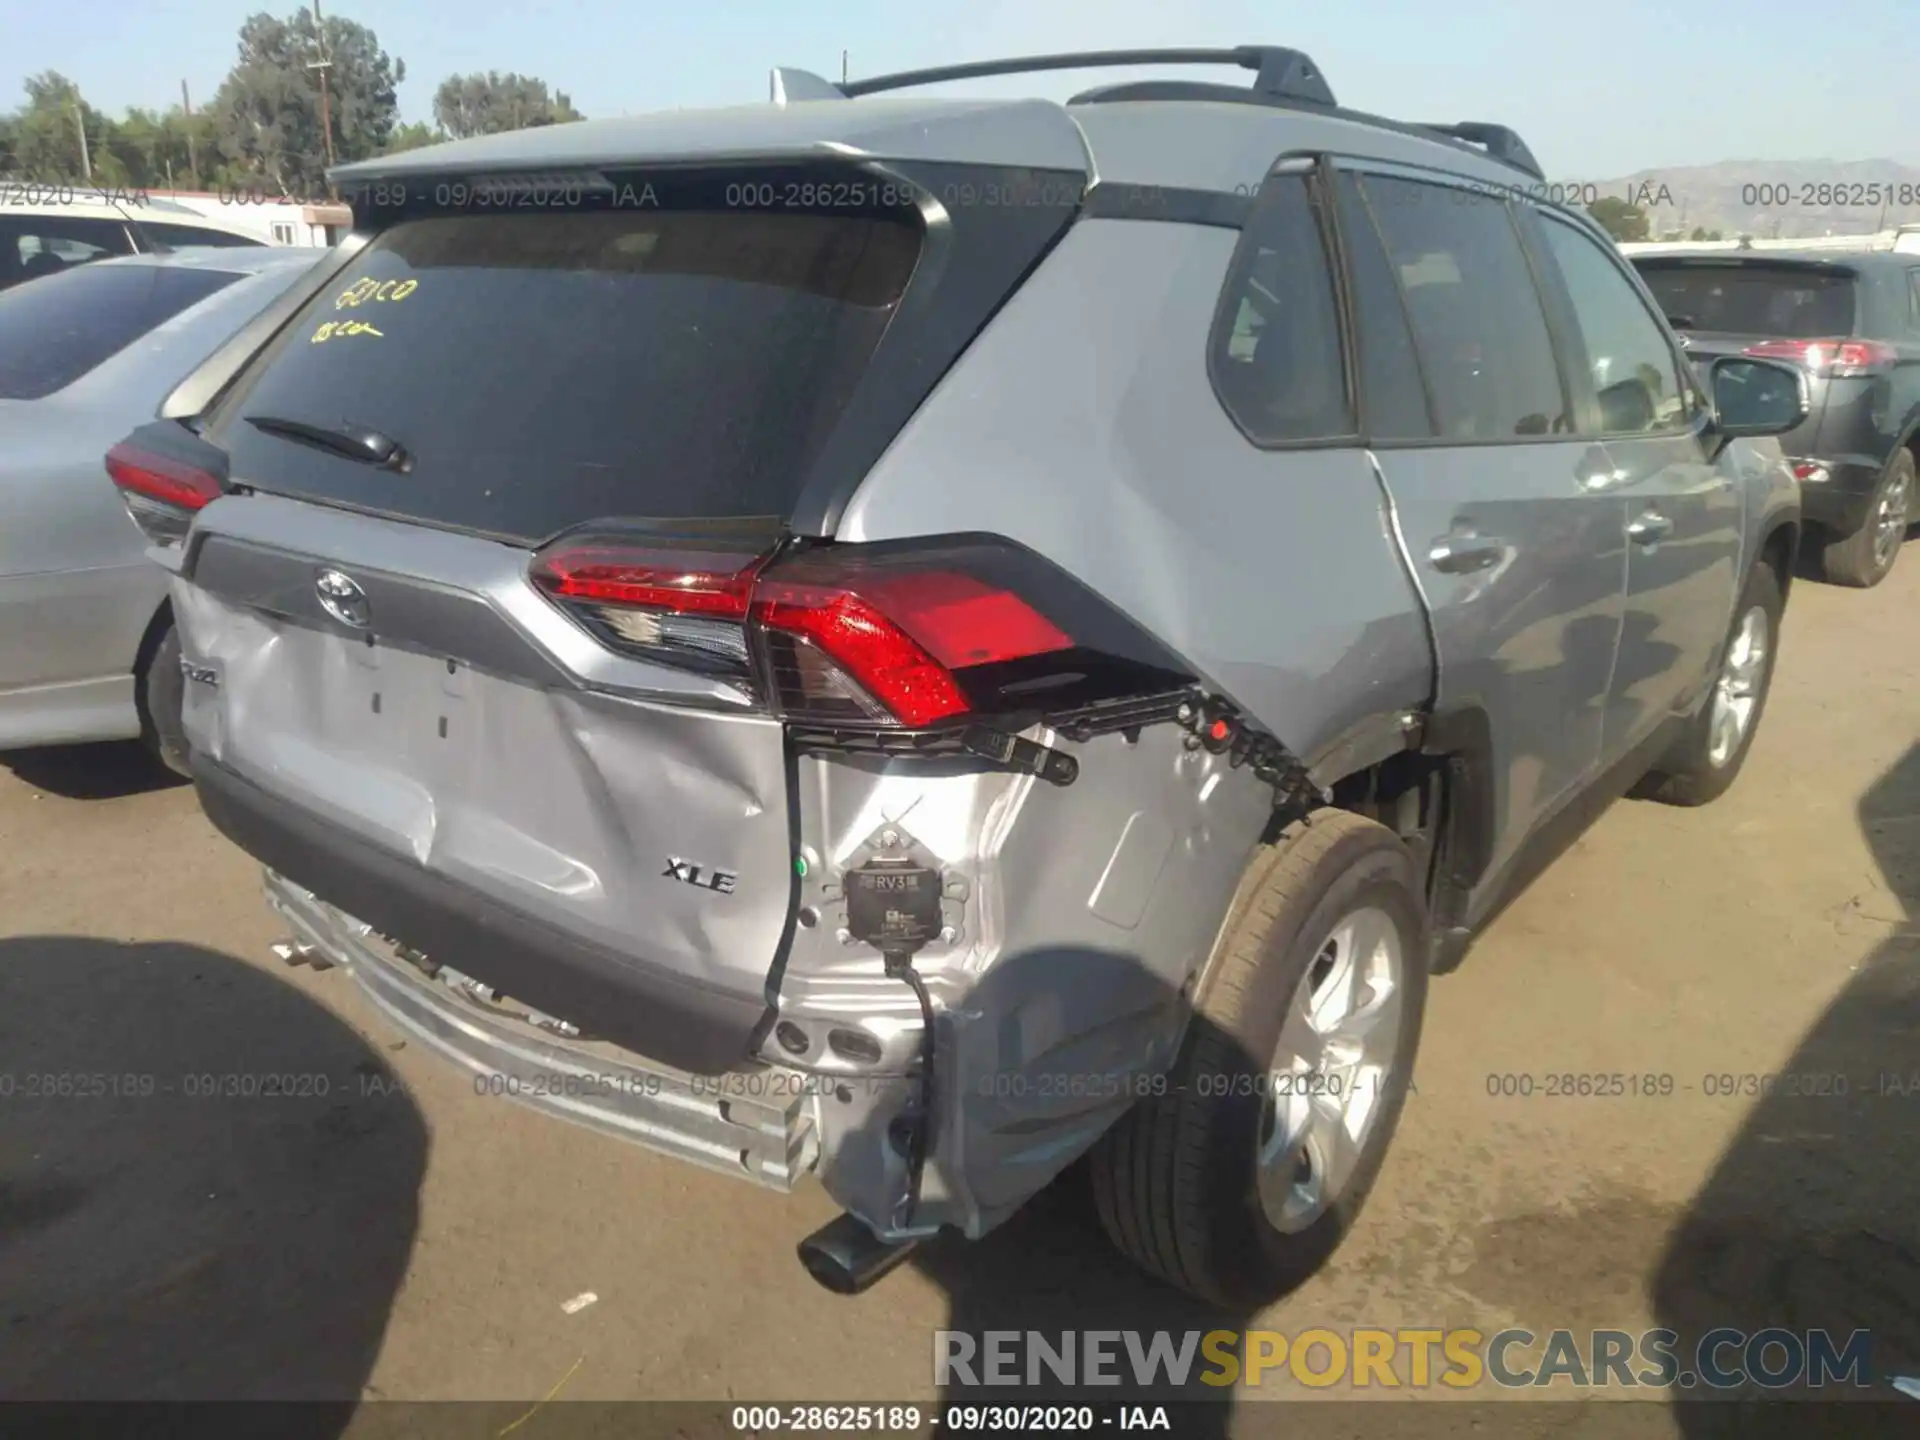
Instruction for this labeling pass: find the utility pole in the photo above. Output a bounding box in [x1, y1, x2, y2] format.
[181, 80, 199, 190]
[842, 50, 848, 85]
[72, 91, 92, 183]
[308, 0, 337, 197]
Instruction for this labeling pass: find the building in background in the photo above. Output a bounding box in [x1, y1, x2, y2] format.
[137, 191, 352, 247]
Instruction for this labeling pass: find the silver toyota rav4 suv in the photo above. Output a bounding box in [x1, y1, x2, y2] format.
[109, 47, 1807, 1305]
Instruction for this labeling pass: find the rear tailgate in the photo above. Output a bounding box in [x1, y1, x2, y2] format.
[1635, 257, 1860, 451]
[175, 497, 794, 1073]
[166, 157, 1083, 1073]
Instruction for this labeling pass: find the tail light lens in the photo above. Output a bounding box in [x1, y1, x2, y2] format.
[105, 440, 225, 544]
[754, 566, 1073, 728]
[1742, 338, 1897, 379]
[530, 533, 1191, 729]
[529, 538, 767, 677]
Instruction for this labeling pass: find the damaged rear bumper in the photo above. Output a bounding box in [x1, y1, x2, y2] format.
[266, 869, 821, 1190]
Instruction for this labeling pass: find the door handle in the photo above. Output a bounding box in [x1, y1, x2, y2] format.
[1428, 532, 1508, 574]
[1627, 510, 1673, 546]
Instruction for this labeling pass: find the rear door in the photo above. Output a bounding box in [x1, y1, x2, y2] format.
[1333, 166, 1628, 911]
[1527, 210, 1740, 753]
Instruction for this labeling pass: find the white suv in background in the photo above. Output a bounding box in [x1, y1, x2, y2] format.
[1, 196, 264, 293]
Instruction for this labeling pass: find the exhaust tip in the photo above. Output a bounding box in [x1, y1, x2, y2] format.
[797, 1212, 923, 1295]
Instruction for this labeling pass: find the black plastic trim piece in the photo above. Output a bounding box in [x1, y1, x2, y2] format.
[1081, 182, 1252, 229]
[193, 755, 769, 1074]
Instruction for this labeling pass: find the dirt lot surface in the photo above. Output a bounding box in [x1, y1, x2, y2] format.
[2, 550, 1916, 1437]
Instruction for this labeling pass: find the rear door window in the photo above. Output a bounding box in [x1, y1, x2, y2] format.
[139, 221, 266, 249]
[0, 261, 243, 399]
[1635, 263, 1857, 337]
[1209, 173, 1353, 443]
[209, 207, 924, 545]
[1355, 175, 1569, 439]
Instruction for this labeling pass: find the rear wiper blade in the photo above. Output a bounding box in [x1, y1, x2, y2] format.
[246, 414, 411, 470]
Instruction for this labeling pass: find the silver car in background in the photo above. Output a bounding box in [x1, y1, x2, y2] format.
[0, 247, 324, 769]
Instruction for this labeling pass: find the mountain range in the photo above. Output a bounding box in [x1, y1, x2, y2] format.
[1580, 159, 1920, 240]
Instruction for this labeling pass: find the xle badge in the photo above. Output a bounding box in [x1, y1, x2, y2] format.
[663, 857, 737, 895]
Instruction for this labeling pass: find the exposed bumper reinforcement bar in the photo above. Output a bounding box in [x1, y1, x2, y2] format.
[264, 870, 819, 1191]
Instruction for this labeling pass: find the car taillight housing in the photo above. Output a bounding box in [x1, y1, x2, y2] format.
[1742, 337, 1897, 379]
[105, 440, 226, 544]
[529, 533, 1192, 730]
[530, 538, 767, 677]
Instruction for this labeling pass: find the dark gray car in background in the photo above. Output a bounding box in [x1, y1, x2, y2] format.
[108, 46, 1809, 1304]
[1634, 250, 1920, 586]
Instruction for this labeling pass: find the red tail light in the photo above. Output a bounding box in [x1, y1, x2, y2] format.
[105, 442, 223, 512]
[530, 534, 1187, 730]
[530, 539, 767, 676]
[1742, 338, 1897, 379]
[532, 543, 761, 617]
[754, 570, 1072, 728]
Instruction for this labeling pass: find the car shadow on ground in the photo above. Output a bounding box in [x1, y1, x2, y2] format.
[0, 936, 426, 1432]
[0, 741, 187, 800]
[1653, 741, 1920, 1438]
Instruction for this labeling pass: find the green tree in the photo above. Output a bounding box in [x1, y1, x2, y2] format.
[431, 71, 583, 140]
[6, 72, 99, 182]
[209, 8, 405, 196]
[1689, 226, 1724, 241]
[382, 120, 441, 154]
[1588, 195, 1651, 243]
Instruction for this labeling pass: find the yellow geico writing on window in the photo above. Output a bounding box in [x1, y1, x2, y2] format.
[333, 277, 417, 310]
[310, 319, 384, 344]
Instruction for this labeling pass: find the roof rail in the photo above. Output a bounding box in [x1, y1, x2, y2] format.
[770, 47, 1547, 182]
[1415, 122, 1543, 179]
[834, 47, 1337, 107]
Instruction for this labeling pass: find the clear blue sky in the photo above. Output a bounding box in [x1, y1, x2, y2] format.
[6, 0, 1916, 178]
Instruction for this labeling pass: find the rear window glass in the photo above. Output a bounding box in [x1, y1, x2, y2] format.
[211, 208, 923, 544]
[140, 222, 265, 249]
[0, 262, 242, 400]
[1635, 263, 1856, 338]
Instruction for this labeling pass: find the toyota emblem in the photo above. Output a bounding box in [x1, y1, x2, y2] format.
[315, 568, 370, 629]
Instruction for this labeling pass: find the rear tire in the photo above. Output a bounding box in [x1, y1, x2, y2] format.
[137, 621, 191, 779]
[1639, 560, 1781, 807]
[1818, 448, 1912, 588]
[1089, 809, 1428, 1306]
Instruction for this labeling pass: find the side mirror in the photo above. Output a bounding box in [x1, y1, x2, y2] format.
[1707, 355, 1810, 439]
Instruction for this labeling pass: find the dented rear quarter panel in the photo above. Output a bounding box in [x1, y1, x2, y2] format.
[835, 216, 1437, 784]
[815, 216, 1437, 1237]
